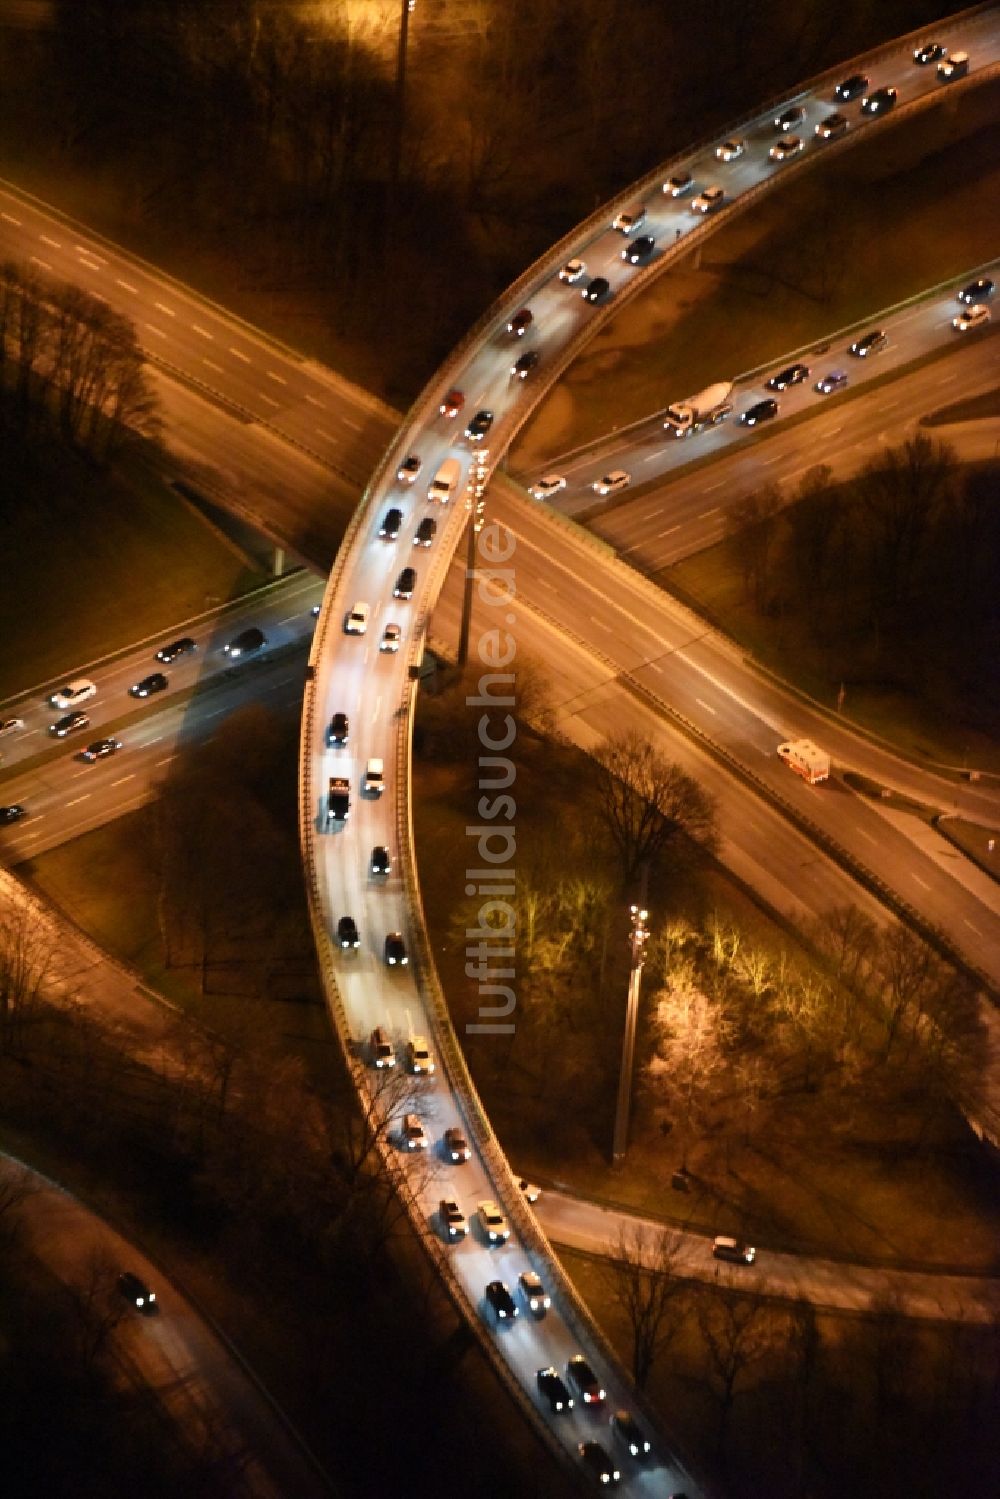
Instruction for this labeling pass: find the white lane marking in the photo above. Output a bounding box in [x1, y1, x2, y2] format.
[154, 757, 173, 767]
[304, 393, 324, 407]
[110, 775, 135, 787]
[315, 427, 333, 441]
[229, 347, 251, 364]
[259, 392, 280, 408]
[145, 323, 167, 339]
[858, 828, 878, 843]
[341, 416, 362, 431]
[1, 211, 22, 225]
[964, 918, 983, 936]
[912, 873, 931, 891]
[116, 278, 138, 294]
[656, 524, 680, 538]
[146, 736, 163, 745]
[372, 696, 382, 721]
[77, 254, 102, 271]
[29, 256, 52, 271]
[641, 453, 661, 464]
[65, 795, 90, 808]
[277, 615, 299, 625]
[192, 323, 213, 339]
[203, 358, 223, 374]
[153, 301, 175, 317]
[698, 506, 720, 519]
[266, 371, 287, 385]
[39, 233, 62, 248]
[694, 697, 717, 715]
[703, 478, 725, 492]
[205, 708, 228, 719]
[826, 424, 844, 436]
[673, 653, 785, 735]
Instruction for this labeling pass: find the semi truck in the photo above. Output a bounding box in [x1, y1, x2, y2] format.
[776, 739, 830, 784]
[327, 776, 350, 821]
[662, 380, 734, 437]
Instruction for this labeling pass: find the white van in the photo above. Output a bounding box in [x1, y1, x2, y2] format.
[363, 758, 384, 796]
[427, 457, 462, 504]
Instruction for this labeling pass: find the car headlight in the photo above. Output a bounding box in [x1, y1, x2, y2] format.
[629, 1443, 638, 1455]
[498, 1309, 506, 1318]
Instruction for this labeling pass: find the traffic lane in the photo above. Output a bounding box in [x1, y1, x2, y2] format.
[1, 649, 313, 860]
[0, 573, 324, 772]
[534, 1188, 1000, 1323]
[5, 1157, 323, 1499]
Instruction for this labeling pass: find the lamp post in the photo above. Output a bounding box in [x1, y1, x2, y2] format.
[388, 0, 416, 219]
[612, 900, 649, 1164]
[457, 448, 488, 668]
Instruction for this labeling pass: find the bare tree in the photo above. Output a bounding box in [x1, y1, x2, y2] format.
[591, 731, 717, 883]
[63, 1249, 127, 1374]
[854, 434, 956, 608]
[601, 1224, 687, 1390]
[695, 1280, 776, 1455]
[726, 483, 782, 611]
[0, 1164, 37, 1254]
[0, 898, 57, 1054]
[645, 959, 733, 1169]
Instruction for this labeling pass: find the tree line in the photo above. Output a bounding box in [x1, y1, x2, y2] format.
[0, 260, 159, 464]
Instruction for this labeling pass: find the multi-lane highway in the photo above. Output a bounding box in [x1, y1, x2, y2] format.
[513, 265, 1000, 525]
[4, 8, 1000, 1493]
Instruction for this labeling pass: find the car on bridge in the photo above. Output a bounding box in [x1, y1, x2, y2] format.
[741, 398, 779, 427]
[327, 711, 349, 747]
[380, 624, 402, 653]
[579, 1441, 620, 1487]
[50, 678, 97, 711]
[0, 805, 26, 825]
[51, 710, 90, 738]
[592, 470, 630, 496]
[958, 277, 994, 305]
[536, 1366, 574, 1413]
[439, 388, 464, 418]
[223, 626, 266, 657]
[913, 40, 946, 64]
[371, 844, 391, 877]
[611, 1410, 652, 1460]
[155, 636, 196, 664]
[379, 506, 403, 539]
[344, 601, 369, 634]
[444, 1127, 470, 1162]
[860, 85, 896, 115]
[407, 1035, 435, 1074]
[384, 932, 408, 967]
[834, 72, 867, 101]
[118, 1271, 157, 1314]
[769, 135, 803, 164]
[477, 1201, 510, 1245]
[440, 1198, 468, 1239]
[691, 185, 725, 214]
[849, 328, 887, 357]
[485, 1280, 518, 1322]
[567, 1353, 606, 1405]
[327, 777, 350, 822]
[401, 1113, 428, 1151]
[663, 171, 693, 197]
[129, 672, 168, 698]
[397, 454, 421, 483]
[612, 206, 646, 234]
[582, 276, 610, 304]
[938, 51, 969, 81]
[766, 362, 810, 391]
[414, 516, 437, 546]
[815, 112, 849, 141]
[559, 258, 586, 284]
[713, 1234, 756, 1264]
[815, 369, 849, 395]
[506, 309, 532, 336]
[519, 1270, 550, 1316]
[952, 304, 990, 332]
[466, 408, 494, 441]
[714, 137, 745, 161]
[774, 104, 805, 130]
[336, 916, 360, 949]
[0, 717, 24, 737]
[81, 737, 122, 762]
[370, 1026, 395, 1068]
[530, 473, 566, 500]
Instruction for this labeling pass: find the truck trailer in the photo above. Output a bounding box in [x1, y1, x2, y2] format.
[662, 380, 734, 437]
[776, 739, 830, 784]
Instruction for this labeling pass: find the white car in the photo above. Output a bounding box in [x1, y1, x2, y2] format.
[407, 1035, 435, 1074]
[519, 1270, 551, 1315]
[518, 1178, 541, 1203]
[49, 679, 97, 711]
[477, 1200, 511, 1245]
[691, 185, 725, 214]
[592, 470, 630, 496]
[344, 602, 369, 635]
[952, 303, 991, 333]
[611, 207, 646, 235]
[715, 138, 745, 161]
[380, 623, 401, 653]
[0, 717, 25, 737]
[663, 172, 693, 197]
[769, 135, 803, 164]
[529, 473, 567, 500]
[558, 258, 585, 284]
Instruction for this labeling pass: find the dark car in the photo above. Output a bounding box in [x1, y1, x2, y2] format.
[439, 388, 464, 417]
[913, 41, 945, 64]
[155, 636, 196, 664]
[224, 626, 266, 657]
[129, 672, 168, 699]
[384, 932, 408, 967]
[485, 1280, 519, 1322]
[51, 711, 90, 738]
[774, 104, 805, 131]
[379, 506, 403, 539]
[81, 737, 122, 762]
[566, 1353, 605, 1405]
[621, 234, 655, 265]
[414, 516, 437, 547]
[327, 711, 349, 748]
[766, 362, 809, 391]
[506, 308, 532, 336]
[582, 276, 610, 304]
[397, 454, 422, 483]
[0, 805, 26, 825]
[815, 370, 849, 395]
[444, 1126, 471, 1163]
[834, 72, 868, 101]
[849, 329, 888, 357]
[465, 408, 494, 442]
[959, 277, 995, 305]
[118, 1271, 157, 1313]
[511, 350, 539, 379]
[741, 398, 779, 427]
[371, 844, 391, 877]
[393, 566, 416, 600]
[327, 777, 350, 822]
[536, 1366, 574, 1413]
[860, 86, 897, 115]
[579, 1442, 620, 1487]
[337, 915, 360, 950]
[610, 1410, 652, 1459]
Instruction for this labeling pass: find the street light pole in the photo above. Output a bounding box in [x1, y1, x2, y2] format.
[612, 897, 649, 1165]
[457, 448, 488, 668]
[388, 0, 415, 222]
